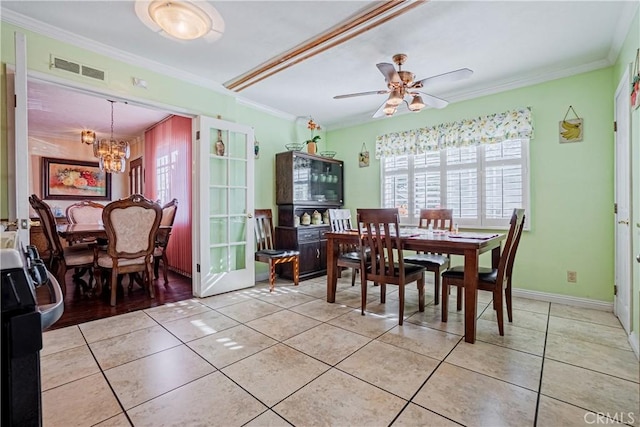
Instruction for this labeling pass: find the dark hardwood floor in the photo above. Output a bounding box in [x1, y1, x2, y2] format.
[38, 269, 193, 330]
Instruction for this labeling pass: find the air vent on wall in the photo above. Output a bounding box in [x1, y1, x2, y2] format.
[50, 55, 106, 82]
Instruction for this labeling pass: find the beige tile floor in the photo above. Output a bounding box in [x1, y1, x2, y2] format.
[41, 275, 640, 427]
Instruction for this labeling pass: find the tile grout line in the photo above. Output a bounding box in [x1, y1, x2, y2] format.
[76, 325, 136, 427]
[532, 301, 551, 427]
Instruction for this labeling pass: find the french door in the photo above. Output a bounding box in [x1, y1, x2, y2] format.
[613, 67, 631, 334]
[193, 116, 255, 297]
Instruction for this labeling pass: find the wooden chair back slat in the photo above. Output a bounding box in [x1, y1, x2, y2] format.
[328, 208, 352, 231]
[418, 208, 454, 231]
[358, 208, 405, 281]
[253, 209, 300, 291]
[254, 209, 276, 251]
[497, 209, 526, 289]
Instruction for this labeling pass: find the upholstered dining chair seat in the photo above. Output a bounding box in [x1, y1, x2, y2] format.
[442, 265, 496, 282]
[255, 249, 299, 258]
[338, 250, 370, 262]
[403, 253, 450, 267]
[96, 254, 150, 269]
[63, 245, 96, 266]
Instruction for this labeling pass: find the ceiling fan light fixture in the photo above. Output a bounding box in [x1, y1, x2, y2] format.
[409, 95, 425, 112]
[81, 130, 96, 145]
[137, 0, 225, 42]
[387, 89, 403, 106]
[383, 103, 396, 116]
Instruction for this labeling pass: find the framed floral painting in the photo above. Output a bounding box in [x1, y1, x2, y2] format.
[42, 157, 111, 200]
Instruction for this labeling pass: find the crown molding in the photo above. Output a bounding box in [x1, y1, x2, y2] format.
[235, 98, 297, 122]
[2, 10, 294, 121]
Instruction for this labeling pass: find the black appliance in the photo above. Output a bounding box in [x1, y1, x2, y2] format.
[1, 231, 64, 427]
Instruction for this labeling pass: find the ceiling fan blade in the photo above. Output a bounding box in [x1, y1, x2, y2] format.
[333, 90, 388, 99]
[372, 99, 389, 118]
[415, 92, 449, 109]
[376, 62, 402, 85]
[413, 68, 473, 89]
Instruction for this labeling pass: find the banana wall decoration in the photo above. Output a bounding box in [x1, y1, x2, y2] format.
[559, 105, 583, 143]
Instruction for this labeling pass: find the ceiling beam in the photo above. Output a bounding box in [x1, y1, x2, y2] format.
[224, 0, 427, 92]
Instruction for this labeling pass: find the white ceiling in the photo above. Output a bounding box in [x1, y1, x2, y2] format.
[1, 0, 636, 138]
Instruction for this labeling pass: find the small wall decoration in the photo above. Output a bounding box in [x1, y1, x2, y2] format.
[359, 143, 370, 168]
[632, 48, 640, 110]
[559, 105, 583, 143]
[215, 129, 225, 156]
[43, 157, 111, 200]
[254, 139, 260, 159]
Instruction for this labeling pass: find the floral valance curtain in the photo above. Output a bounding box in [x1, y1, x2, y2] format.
[375, 107, 533, 159]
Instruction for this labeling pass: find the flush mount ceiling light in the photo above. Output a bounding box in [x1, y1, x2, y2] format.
[135, 0, 224, 42]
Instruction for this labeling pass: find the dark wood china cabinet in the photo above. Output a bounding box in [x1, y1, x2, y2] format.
[275, 151, 344, 279]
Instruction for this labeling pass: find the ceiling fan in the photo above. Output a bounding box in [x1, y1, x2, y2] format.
[333, 53, 473, 118]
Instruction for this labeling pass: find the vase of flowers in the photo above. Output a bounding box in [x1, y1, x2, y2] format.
[305, 117, 321, 154]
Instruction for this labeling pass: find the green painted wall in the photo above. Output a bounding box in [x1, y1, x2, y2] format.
[612, 7, 639, 347]
[327, 67, 615, 302]
[0, 16, 636, 322]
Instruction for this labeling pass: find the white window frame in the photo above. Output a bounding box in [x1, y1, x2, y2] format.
[380, 139, 530, 230]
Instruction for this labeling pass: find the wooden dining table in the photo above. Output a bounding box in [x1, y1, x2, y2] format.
[57, 224, 171, 244]
[325, 229, 505, 343]
[57, 223, 108, 242]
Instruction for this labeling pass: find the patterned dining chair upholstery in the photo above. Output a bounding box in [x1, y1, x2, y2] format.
[65, 200, 105, 246]
[66, 200, 104, 224]
[94, 194, 161, 306]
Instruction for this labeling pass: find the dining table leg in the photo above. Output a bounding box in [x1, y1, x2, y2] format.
[463, 248, 479, 343]
[326, 237, 338, 303]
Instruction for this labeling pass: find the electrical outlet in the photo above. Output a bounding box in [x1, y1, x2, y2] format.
[567, 271, 577, 283]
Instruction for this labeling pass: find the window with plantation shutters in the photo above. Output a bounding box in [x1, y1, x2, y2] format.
[381, 139, 529, 229]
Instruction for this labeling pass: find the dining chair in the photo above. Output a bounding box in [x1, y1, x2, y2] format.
[441, 208, 525, 335]
[357, 208, 426, 325]
[153, 198, 178, 285]
[66, 200, 104, 224]
[29, 194, 95, 297]
[328, 208, 363, 286]
[94, 194, 162, 306]
[403, 208, 453, 305]
[254, 209, 299, 292]
[65, 200, 105, 247]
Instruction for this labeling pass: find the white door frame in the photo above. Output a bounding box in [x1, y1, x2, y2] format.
[8, 37, 195, 276]
[614, 65, 632, 334]
[10, 32, 30, 244]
